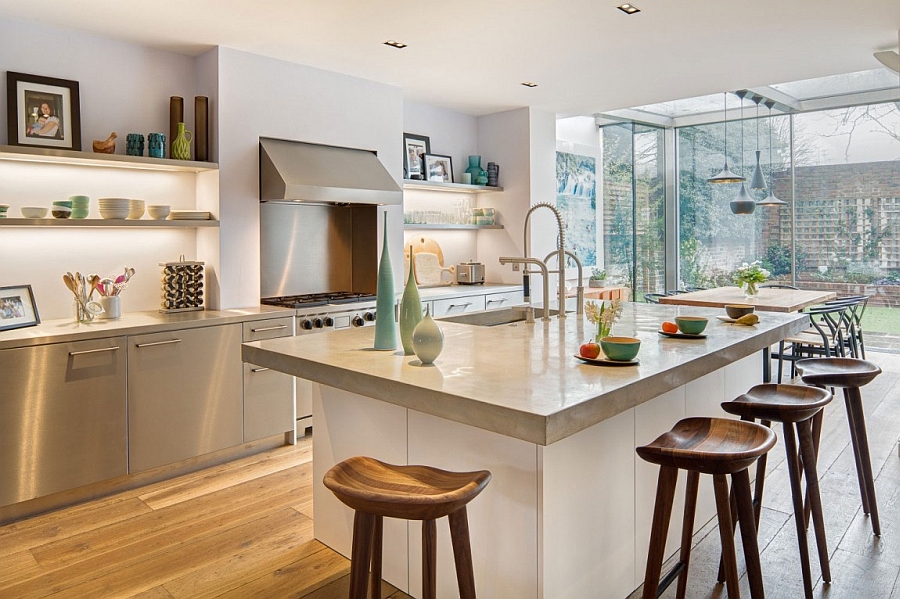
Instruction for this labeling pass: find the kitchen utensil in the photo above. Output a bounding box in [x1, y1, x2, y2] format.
[63, 273, 77, 295]
[414, 252, 454, 287]
[128, 199, 145, 219]
[404, 235, 445, 268]
[573, 354, 640, 366]
[88, 274, 100, 298]
[456, 262, 485, 285]
[658, 330, 707, 339]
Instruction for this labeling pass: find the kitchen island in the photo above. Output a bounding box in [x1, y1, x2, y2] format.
[242, 302, 808, 599]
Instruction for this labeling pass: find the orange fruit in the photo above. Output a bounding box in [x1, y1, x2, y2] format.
[661, 321, 678, 333]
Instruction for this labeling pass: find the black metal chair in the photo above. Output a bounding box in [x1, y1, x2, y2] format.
[761, 283, 800, 290]
[644, 293, 667, 304]
[772, 303, 850, 383]
[824, 295, 869, 359]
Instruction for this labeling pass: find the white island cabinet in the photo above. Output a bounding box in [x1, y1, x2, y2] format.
[243, 303, 807, 599]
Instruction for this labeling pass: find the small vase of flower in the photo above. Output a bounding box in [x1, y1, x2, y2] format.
[588, 267, 607, 288]
[585, 299, 623, 342]
[733, 261, 770, 298]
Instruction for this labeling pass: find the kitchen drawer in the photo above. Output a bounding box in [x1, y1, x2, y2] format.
[128, 324, 243, 472]
[0, 337, 127, 507]
[242, 316, 294, 342]
[484, 290, 525, 311]
[243, 362, 295, 442]
[432, 295, 486, 317]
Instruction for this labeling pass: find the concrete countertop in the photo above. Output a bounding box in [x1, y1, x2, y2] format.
[0, 305, 294, 350]
[243, 302, 808, 446]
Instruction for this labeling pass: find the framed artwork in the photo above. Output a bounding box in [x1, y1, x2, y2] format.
[424, 153, 453, 183]
[0, 285, 41, 332]
[6, 71, 82, 150]
[403, 133, 430, 180]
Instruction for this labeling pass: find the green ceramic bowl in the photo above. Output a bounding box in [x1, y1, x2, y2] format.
[675, 316, 708, 335]
[600, 336, 641, 361]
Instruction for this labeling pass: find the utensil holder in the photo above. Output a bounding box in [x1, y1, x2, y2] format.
[99, 296, 121, 319]
[159, 256, 204, 313]
[75, 299, 95, 323]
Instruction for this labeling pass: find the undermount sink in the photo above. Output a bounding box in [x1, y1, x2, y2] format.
[438, 305, 559, 327]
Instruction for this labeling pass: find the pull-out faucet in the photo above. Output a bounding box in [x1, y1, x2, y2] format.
[544, 250, 583, 315]
[523, 203, 567, 317]
[498, 257, 551, 321]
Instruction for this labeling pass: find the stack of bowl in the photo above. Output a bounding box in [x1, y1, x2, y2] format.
[51, 200, 72, 219]
[0, 204, 8, 218]
[69, 195, 90, 219]
[98, 198, 131, 220]
[21, 206, 47, 218]
[128, 199, 145, 219]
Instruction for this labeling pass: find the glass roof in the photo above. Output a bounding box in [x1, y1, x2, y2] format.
[771, 68, 899, 100]
[629, 94, 724, 119]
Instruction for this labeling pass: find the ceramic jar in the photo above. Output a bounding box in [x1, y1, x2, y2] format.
[466, 155, 488, 186]
[171, 122, 193, 160]
[412, 305, 443, 364]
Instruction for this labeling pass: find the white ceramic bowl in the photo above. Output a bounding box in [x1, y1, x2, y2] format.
[22, 206, 48, 218]
[147, 205, 171, 220]
[99, 207, 130, 220]
[128, 199, 145, 219]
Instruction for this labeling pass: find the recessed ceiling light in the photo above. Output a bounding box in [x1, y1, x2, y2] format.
[383, 40, 407, 49]
[521, 82, 538, 88]
[617, 3, 640, 14]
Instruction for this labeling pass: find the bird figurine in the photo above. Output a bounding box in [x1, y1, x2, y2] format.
[92, 132, 118, 154]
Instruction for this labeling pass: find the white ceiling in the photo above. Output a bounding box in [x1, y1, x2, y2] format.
[1, 1, 898, 117]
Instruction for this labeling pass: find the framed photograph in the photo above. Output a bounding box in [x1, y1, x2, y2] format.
[6, 71, 82, 150]
[0, 285, 41, 332]
[403, 133, 430, 180]
[424, 154, 454, 183]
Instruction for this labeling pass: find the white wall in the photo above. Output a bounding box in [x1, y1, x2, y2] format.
[0, 18, 202, 319]
[201, 47, 405, 309]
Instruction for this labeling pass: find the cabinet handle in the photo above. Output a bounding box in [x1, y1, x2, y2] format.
[69, 346, 120, 356]
[251, 324, 289, 333]
[487, 298, 508, 305]
[135, 339, 182, 348]
[449, 302, 472, 309]
[250, 367, 270, 373]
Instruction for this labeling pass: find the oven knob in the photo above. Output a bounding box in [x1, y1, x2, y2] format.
[364, 311, 376, 322]
[313, 318, 324, 328]
[352, 316, 365, 327]
[300, 319, 313, 330]
[324, 317, 334, 327]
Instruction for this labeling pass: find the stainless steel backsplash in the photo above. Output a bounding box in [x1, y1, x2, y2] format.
[260, 202, 377, 298]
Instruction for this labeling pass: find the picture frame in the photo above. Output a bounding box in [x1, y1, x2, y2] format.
[6, 71, 82, 150]
[403, 133, 430, 180]
[0, 285, 41, 332]
[424, 153, 454, 183]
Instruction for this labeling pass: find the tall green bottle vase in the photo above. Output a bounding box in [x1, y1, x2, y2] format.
[373, 212, 398, 350]
[399, 246, 423, 355]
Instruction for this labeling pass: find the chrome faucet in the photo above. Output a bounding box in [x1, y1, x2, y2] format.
[523, 203, 567, 318]
[498, 257, 551, 321]
[544, 249, 584, 316]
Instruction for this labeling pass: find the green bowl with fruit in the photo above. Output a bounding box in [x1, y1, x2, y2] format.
[600, 336, 641, 361]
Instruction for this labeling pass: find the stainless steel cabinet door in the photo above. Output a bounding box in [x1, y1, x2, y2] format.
[128, 324, 243, 472]
[243, 363, 295, 442]
[0, 337, 127, 507]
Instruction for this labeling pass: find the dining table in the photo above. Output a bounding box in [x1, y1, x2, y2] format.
[659, 286, 837, 381]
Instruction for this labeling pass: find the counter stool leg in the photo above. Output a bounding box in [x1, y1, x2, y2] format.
[713, 474, 741, 598]
[676, 471, 700, 599]
[349, 511, 376, 599]
[642, 466, 679, 599]
[797, 419, 831, 584]
[783, 423, 814, 599]
[733, 469, 766, 599]
[844, 392, 872, 517]
[845, 388, 881, 536]
[370, 515, 383, 598]
[449, 507, 478, 599]
[423, 519, 437, 599]
[804, 411, 825, 528]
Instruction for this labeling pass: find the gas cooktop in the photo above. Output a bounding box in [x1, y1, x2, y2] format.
[261, 292, 376, 309]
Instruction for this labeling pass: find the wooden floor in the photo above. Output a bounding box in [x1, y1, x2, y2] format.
[3, 352, 900, 598]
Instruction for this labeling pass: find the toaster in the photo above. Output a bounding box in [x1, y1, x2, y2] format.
[456, 262, 485, 285]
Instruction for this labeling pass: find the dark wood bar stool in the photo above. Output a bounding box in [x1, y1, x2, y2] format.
[796, 357, 883, 536]
[323, 456, 491, 599]
[721, 384, 833, 599]
[637, 417, 776, 599]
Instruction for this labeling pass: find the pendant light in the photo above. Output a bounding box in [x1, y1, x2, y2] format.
[749, 95, 767, 190]
[757, 99, 787, 206]
[707, 92, 745, 184]
[730, 91, 756, 215]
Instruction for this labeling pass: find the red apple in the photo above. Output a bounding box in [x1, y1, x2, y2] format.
[580, 342, 601, 359]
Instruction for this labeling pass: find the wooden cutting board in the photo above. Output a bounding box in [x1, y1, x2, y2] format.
[414, 252, 454, 287]
[404, 235, 445, 266]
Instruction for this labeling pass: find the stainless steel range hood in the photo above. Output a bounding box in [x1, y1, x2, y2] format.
[259, 137, 401, 205]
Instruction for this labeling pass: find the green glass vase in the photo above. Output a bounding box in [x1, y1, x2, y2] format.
[171, 122, 193, 160]
[412, 305, 443, 365]
[373, 212, 398, 350]
[399, 247, 423, 355]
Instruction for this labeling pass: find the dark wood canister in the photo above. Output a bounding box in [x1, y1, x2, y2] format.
[168, 96, 183, 159]
[195, 96, 209, 162]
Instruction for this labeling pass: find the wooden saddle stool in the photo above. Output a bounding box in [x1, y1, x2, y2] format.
[324, 456, 491, 599]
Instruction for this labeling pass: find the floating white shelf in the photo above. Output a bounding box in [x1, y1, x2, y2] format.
[0, 145, 218, 173]
[0, 218, 219, 228]
[403, 180, 503, 194]
[403, 224, 503, 230]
